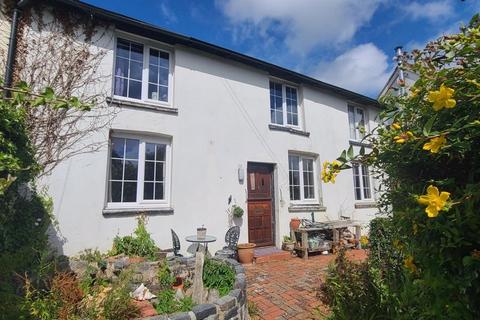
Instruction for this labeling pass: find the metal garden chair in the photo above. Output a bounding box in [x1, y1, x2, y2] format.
[215, 226, 240, 259]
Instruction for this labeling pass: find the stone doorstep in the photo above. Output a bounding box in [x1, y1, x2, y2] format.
[253, 250, 291, 264]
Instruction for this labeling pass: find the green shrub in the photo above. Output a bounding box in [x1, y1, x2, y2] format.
[110, 215, 159, 260]
[203, 259, 235, 296]
[322, 15, 480, 319]
[158, 259, 175, 291]
[154, 289, 194, 314]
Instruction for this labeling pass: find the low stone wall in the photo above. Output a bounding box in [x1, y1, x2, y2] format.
[145, 257, 247, 320]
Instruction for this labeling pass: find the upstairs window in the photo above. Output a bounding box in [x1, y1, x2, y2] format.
[113, 37, 171, 104]
[289, 154, 316, 202]
[270, 81, 299, 127]
[108, 134, 171, 207]
[352, 163, 372, 201]
[348, 105, 367, 141]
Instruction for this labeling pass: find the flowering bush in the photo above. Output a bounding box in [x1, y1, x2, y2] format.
[322, 15, 480, 319]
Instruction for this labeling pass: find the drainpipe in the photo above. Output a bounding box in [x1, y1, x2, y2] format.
[4, 0, 30, 96]
[394, 46, 406, 96]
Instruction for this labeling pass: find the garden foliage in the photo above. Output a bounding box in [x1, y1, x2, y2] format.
[203, 258, 236, 296]
[110, 215, 159, 260]
[321, 15, 480, 319]
[0, 82, 91, 318]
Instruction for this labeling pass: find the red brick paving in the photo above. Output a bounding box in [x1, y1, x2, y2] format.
[245, 249, 367, 320]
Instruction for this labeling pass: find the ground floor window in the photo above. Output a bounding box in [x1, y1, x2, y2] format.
[108, 133, 170, 207]
[288, 154, 316, 202]
[352, 163, 372, 201]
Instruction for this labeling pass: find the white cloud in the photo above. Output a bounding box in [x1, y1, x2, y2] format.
[313, 43, 391, 96]
[158, 2, 178, 24]
[402, 1, 454, 22]
[218, 0, 383, 55]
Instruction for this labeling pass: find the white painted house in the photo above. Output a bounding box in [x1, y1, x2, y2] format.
[4, 0, 382, 256]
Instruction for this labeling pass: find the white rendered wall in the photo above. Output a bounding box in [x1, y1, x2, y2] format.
[36, 25, 381, 256]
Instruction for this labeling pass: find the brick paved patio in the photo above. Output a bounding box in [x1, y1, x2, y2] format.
[245, 249, 367, 320]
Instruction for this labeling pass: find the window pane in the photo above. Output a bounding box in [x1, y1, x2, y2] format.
[289, 155, 300, 170]
[111, 137, 125, 158]
[130, 43, 144, 61]
[160, 52, 169, 68]
[304, 186, 314, 199]
[348, 105, 356, 139]
[144, 182, 154, 200]
[148, 83, 158, 100]
[114, 77, 127, 97]
[110, 159, 123, 180]
[130, 61, 143, 80]
[145, 143, 155, 160]
[110, 181, 122, 202]
[155, 162, 164, 181]
[159, 86, 168, 102]
[149, 65, 158, 83]
[115, 57, 129, 77]
[149, 49, 159, 65]
[156, 144, 166, 161]
[356, 108, 365, 139]
[124, 160, 138, 180]
[155, 183, 164, 200]
[125, 139, 139, 159]
[159, 68, 168, 86]
[128, 80, 142, 99]
[116, 39, 130, 58]
[270, 81, 284, 125]
[144, 161, 154, 181]
[362, 165, 372, 199]
[286, 87, 298, 126]
[290, 185, 300, 201]
[352, 163, 362, 200]
[123, 182, 137, 202]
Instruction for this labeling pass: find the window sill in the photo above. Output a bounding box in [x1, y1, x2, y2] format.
[354, 202, 377, 209]
[349, 139, 372, 148]
[269, 124, 310, 137]
[107, 97, 178, 115]
[102, 207, 174, 217]
[288, 203, 326, 212]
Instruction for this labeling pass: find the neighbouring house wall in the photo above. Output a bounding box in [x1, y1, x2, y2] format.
[23, 7, 381, 256]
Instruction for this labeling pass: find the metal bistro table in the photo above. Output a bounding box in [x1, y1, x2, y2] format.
[185, 235, 217, 255]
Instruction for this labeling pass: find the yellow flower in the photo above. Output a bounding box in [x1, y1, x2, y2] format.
[417, 185, 450, 218]
[360, 235, 369, 246]
[427, 84, 456, 111]
[393, 131, 414, 144]
[404, 255, 417, 273]
[322, 160, 341, 184]
[410, 88, 420, 97]
[391, 123, 401, 130]
[423, 136, 447, 153]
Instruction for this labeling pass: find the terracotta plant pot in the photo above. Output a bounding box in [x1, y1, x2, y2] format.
[237, 243, 256, 264]
[290, 218, 301, 230]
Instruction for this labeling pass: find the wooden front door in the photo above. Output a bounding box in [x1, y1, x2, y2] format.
[247, 163, 274, 247]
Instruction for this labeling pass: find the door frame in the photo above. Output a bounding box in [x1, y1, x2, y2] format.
[246, 162, 276, 247]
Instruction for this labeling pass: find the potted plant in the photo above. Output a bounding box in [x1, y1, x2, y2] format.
[232, 205, 244, 218]
[282, 235, 295, 252]
[290, 217, 301, 230]
[237, 243, 256, 263]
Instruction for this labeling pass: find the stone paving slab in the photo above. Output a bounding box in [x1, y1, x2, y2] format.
[245, 250, 367, 320]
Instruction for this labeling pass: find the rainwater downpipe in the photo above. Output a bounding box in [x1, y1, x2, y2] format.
[4, 0, 30, 96]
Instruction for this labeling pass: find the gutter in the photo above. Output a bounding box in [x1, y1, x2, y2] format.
[4, 0, 29, 95]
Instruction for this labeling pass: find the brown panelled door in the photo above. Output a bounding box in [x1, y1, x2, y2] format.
[247, 163, 274, 247]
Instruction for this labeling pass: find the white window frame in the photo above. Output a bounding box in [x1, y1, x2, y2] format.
[352, 162, 373, 201]
[348, 105, 368, 141]
[106, 132, 172, 209]
[269, 80, 301, 129]
[288, 154, 318, 204]
[112, 33, 174, 107]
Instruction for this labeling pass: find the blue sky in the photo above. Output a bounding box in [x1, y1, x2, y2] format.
[83, 0, 478, 97]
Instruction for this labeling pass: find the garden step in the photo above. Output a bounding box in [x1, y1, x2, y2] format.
[253, 247, 291, 264]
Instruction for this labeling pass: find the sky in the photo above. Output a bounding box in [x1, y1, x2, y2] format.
[83, 0, 478, 97]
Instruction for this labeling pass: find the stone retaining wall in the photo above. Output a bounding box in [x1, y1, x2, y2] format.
[144, 256, 247, 320]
